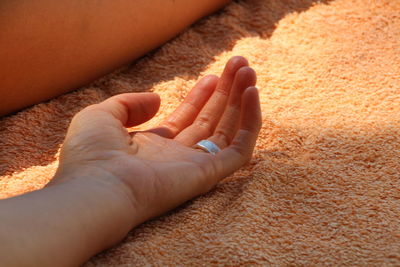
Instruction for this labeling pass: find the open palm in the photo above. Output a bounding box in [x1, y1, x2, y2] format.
[55, 56, 261, 222]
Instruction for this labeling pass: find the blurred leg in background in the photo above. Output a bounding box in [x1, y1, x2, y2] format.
[0, 0, 230, 116]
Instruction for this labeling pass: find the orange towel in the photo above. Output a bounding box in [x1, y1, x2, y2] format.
[1, 0, 399, 265]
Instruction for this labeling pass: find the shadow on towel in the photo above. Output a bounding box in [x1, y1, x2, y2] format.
[0, 0, 331, 177]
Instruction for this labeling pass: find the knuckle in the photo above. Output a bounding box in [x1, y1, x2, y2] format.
[194, 116, 214, 136]
[213, 131, 230, 147]
[231, 139, 252, 160]
[195, 115, 211, 126]
[215, 87, 230, 97]
[184, 102, 201, 114]
[161, 120, 180, 134]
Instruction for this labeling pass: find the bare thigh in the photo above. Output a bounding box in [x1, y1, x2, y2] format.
[0, 0, 229, 116]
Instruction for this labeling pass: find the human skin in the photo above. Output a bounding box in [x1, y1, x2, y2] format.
[0, 56, 262, 266]
[0, 0, 231, 116]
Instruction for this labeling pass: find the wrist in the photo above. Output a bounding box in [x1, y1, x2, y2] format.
[50, 164, 140, 230]
[55, 164, 134, 202]
[0, 166, 140, 266]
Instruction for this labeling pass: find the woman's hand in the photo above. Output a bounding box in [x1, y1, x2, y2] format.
[0, 56, 261, 266]
[52, 56, 261, 224]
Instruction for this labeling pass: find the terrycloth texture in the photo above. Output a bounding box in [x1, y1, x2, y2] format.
[1, 0, 399, 265]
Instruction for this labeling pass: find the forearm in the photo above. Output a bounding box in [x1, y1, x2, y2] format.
[0, 0, 230, 116]
[0, 173, 136, 266]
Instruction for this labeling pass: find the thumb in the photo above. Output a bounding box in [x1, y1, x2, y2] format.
[93, 93, 161, 127]
[62, 93, 161, 154]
